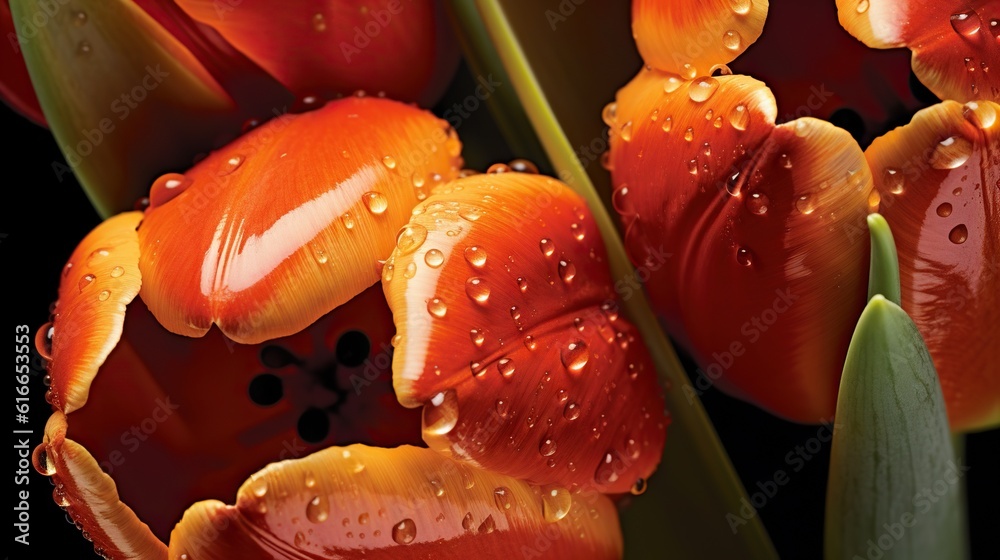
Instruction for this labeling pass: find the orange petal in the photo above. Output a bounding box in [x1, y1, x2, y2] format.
[632, 0, 769, 78]
[168, 445, 623, 559]
[137, 96, 462, 344]
[46, 285, 420, 541]
[836, 0, 999, 102]
[175, 0, 456, 104]
[866, 100, 1000, 431]
[32, 412, 167, 559]
[41, 211, 142, 413]
[609, 68, 874, 423]
[383, 172, 667, 494]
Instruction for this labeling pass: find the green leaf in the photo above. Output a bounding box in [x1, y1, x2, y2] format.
[449, 2, 777, 558]
[866, 214, 901, 305]
[824, 296, 965, 560]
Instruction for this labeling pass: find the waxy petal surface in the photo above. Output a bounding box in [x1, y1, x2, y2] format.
[867, 100, 1000, 431]
[632, 0, 768, 79]
[609, 69, 875, 423]
[44, 211, 142, 413]
[169, 445, 623, 559]
[836, 0, 999, 102]
[383, 172, 667, 494]
[138, 96, 462, 344]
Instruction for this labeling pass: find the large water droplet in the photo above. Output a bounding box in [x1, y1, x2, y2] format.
[729, 104, 750, 131]
[423, 389, 458, 435]
[396, 224, 427, 255]
[950, 10, 981, 36]
[78, 273, 96, 293]
[392, 519, 416, 544]
[930, 136, 972, 169]
[540, 485, 572, 523]
[498, 357, 515, 378]
[564, 402, 581, 420]
[937, 202, 953, 217]
[558, 259, 577, 283]
[427, 297, 447, 318]
[150, 173, 192, 207]
[730, 0, 752, 15]
[425, 249, 444, 268]
[382, 155, 397, 170]
[620, 121, 634, 142]
[539, 238, 556, 257]
[601, 102, 617, 126]
[478, 515, 496, 534]
[723, 30, 742, 50]
[464, 246, 487, 268]
[963, 101, 998, 128]
[688, 77, 719, 103]
[736, 246, 754, 267]
[795, 193, 817, 215]
[465, 277, 490, 304]
[949, 224, 968, 244]
[539, 437, 557, 457]
[746, 192, 769, 215]
[493, 487, 513, 511]
[663, 73, 684, 93]
[594, 451, 621, 485]
[363, 191, 388, 215]
[97, 289, 111, 302]
[561, 341, 589, 373]
[470, 328, 486, 347]
[612, 184, 635, 216]
[883, 168, 905, 194]
[516, 277, 529, 293]
[306, 495, 329, 523]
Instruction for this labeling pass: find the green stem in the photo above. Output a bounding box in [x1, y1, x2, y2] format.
[866, 214, 901, 305]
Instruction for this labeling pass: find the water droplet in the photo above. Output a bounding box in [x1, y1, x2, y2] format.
[76, 40, 91, 56]
[594, 452, 621, 485]
[631, 478, 648, 496]
[382, 155, 397, 170]
[487, 163, 511, 174]
[601, 102, 617, 126]
[937, 202, 953, 217]
[395, 224, 427, 256]
[423, 389, 459, 435]
[949, 224, 968, 244]
[306, 495, 329, 523]
[727, 105, 750, 131]
[250, 477, 268, 498]
[510, 306, 522, 322]
[561, 341, 589, 373]
[964, 101, 998, 128]
[662, 116, 673, 132]
[363, 191, 388, 215]
[702, 142, 712, 157]
[392, 519, 416, 544]
[564, 402, 581, 420]
[478, 515, 496, 534]
[612, 185, 635, 216]
[688, 77, 719, 102]
[71, 10, 88, 26]
[795, 193, 817, 215]
[723, 30, 742, 50]
[663, 74, 684, 93]
[429, 478, 445, 498]
[464, 246, 487, 268]
[495, 398, 510, 417]
[540, 485, 572, 522]
[98, 290, 111, 302]
[558, 259, 577, 283]
[730, 0, 752, 15]
[539, 437, 557, 457]
[110, 266, 124, 278]
[779, 153, 793, 169]
[950, 10, 981, 36]
[403, 262, 417, 279]
[856, 0, 870, 14]
[570, 222, 585, 241]
[516, 277, 529, 292]
[680, 63, 697, 80]
[150, 173, 192, 207]
[746, 192, 769, 215]
[464, 277, 491, 304]
[684, 127, 694, 142]
[540, 238, 556, 257]
[523, 335, 537, 351]
[991, 18, 1000, 39]
[424, 249, 445, 268]
[341, 212, 355, 230]
[883, 168, 904, 194]
[509, 159, 539, 173]
[311, 12, 327, 31]
[462, 512, 475, 531]
[497, 357, 515, 378]
[930, 136, 972, 169]
[459, 206, 483, 222]
[382, 262, 394, 282]
[427, 297, 447, 318]
[493, 487, 513, 510]
[868, 189, 882, 208]
[313, 247, 329, 264]
[470, 328, 486, 347]
[687, 159, 699, 175]
[736, 247, 754, 266]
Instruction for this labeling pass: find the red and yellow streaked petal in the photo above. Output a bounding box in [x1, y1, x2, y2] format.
[58, 285, 419, 540]
[33, 412, 166, 559]
[383, 172, 667, 494]
[9, 0, 242, 217]
[867, 100, 1000, 431]
[42, 211, 142, 414]
[609, 68, 874, 423]
[836, 0, 999, 102]
[137, 96, 462, 344]
[632, 0, 768, 78]
[169, 444, 623, 559]
[175, 0, 456, 105]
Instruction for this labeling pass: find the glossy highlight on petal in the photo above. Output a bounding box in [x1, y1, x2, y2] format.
[34, 412, 167, 560]
[632, 0, 769, 78]
[137, 96, 462, 344]
[866, 100, 1000, 431]
[42, 211, 142, 413]
[836, 0, 999, 102]
[169, 445, 622, 559]
[383, 172, 667, 493]
[609, 68, 873, 423]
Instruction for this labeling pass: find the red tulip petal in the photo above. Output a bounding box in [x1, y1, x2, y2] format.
[38, 285, 421, 542]
[33, 412, 167, 559]
[609, 68, 874, 423]
[42, 211, 142, 413]
[867, 100, 1000, 431]
[174, 0, 456, 104]
[632, 0, 768, 78]
[836, 0, 999, 102]
[0, 2, 45, 125]
[169, 445, 623, 559]
[137, 96, 462, 344]
[383, 172, 667, 494]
